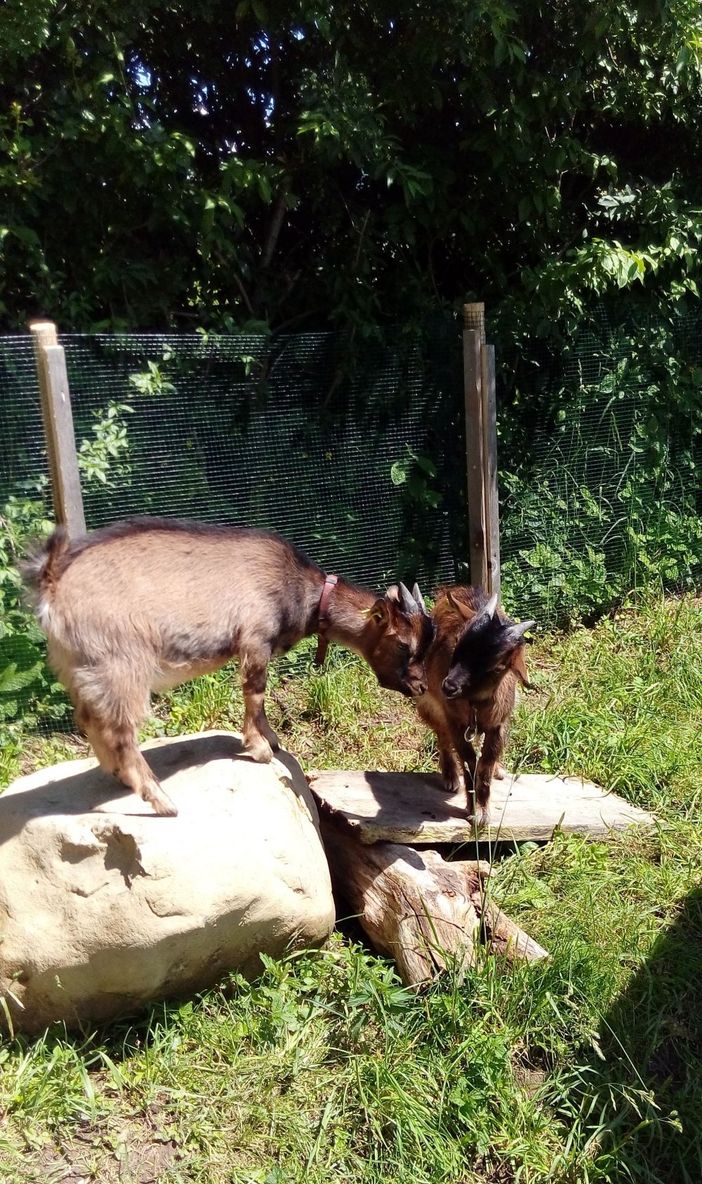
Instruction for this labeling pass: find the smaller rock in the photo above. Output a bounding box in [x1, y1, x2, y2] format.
[0, 732, 335, 1033]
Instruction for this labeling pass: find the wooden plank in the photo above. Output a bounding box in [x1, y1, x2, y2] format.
[31, 322, 86, 538]
[308, 768, 655, 845]
[463, 324, 488, 590]
[480, 342, 501, 602]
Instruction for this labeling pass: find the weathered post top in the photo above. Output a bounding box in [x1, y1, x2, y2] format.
[463, 302, 486, 343]
[29, 321, 59, 350]
[28, 318, 86, 538]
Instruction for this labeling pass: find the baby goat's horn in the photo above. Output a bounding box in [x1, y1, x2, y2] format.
[503, 619, 536, 645]
[412, 582, 427, 613]
[471, 590, 500, 632]
[398, 581, 419, 614]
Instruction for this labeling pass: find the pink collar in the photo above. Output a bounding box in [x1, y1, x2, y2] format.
[315, 574, 338, 666]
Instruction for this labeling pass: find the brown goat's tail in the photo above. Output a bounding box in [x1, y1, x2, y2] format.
[20, 526, 70, 613]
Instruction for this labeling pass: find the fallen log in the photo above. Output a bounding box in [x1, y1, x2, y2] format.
[320, 815, 548, 986]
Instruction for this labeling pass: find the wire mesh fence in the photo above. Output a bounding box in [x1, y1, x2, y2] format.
[0, 320, 467, 735]
[2, 303, 702, 740]
[497, 303, 702, 623]
[61, 323, 466, 584]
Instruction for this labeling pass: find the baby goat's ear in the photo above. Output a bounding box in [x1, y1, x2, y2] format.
[510, 645, 533, 688]
[446, 589, 473, 622]
[502, 620, 536, 687]
[368, 597, 392, 629]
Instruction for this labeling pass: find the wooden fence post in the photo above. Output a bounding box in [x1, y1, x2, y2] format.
[30, 321, 86, 538]
[481, 342, 500, 602]
[462, 302, 500, 597]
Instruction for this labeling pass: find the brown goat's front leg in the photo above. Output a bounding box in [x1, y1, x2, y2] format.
[445, 722, 487, 822]
[240, 652, 278, 762]
[77, 704, 177, 817]
[416, 694, 464, 795]
[438, 740, 466, 796]
[474, 725, 507, 819]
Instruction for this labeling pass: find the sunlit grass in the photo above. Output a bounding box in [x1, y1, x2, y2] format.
[510, 590, 702, 817]
[1, 591, 701, 1181]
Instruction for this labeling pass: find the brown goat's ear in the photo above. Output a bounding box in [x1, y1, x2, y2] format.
[368, 598, 391, 628]
[446, 589, 473, 622]
[510, 647, 533, 688]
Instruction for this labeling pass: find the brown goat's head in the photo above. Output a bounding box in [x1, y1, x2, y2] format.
[366, 581, 434, 697]
[442, 592, 534, 701]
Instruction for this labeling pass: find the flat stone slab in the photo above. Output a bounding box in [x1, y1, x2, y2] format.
[308, 769, 655, 844]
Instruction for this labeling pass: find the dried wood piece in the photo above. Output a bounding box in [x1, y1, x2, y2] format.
[320, 817, 548, 986]
[479, 900, 549, 963]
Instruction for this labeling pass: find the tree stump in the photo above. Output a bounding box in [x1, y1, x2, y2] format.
[320, 816, 548, 987]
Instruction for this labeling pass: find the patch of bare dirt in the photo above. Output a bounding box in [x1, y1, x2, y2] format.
[32, 1108, 183, 1184]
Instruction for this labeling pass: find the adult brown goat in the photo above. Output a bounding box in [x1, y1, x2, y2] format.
[23, 517, 433, 817]
[415, 585, 534, 823]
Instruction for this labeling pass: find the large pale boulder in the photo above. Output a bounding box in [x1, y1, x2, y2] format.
[0, 732, 335, 1033]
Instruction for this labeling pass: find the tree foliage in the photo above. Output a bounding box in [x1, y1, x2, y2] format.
[1, 1, 702, 332]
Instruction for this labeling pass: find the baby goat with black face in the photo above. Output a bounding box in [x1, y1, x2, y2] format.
[415, 586, 534, 823]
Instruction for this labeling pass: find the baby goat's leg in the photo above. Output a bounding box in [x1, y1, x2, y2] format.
[415, 695, 464, 794]
[474, 725, 506, 818]
[445, 722, 488, 822]
[240, 650, 278, 762]
[438, 738, 465, 796]
[258, 705, 280, 751]
[74, 699, 177, 817]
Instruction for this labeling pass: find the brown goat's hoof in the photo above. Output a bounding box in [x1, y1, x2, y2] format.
[245, 738, 274, 764]
[150, 794, 178, 817]
[494, 765, 506, 781]
[467, 803, 490, 829]
[143, 785, 178, 816]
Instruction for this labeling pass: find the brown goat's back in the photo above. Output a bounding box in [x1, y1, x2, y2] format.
[29, 518, 323, 663]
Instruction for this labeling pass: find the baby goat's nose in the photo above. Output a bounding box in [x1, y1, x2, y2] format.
[442, 677, 459, 698]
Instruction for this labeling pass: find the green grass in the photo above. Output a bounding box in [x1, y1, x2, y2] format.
[1, 592, 702, 1182]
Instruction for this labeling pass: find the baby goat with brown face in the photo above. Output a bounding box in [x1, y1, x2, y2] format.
[415, 586, 534, 823]
[23, 517, 432, 817]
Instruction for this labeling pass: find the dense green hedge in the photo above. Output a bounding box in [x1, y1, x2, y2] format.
[2, 1, 702, 336]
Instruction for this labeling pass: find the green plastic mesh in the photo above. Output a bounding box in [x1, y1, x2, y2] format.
[60, 323, 465, 587]
[497, 304, 702, 623]
[2, 306, 702, 738]
[0, 322, 466, 735]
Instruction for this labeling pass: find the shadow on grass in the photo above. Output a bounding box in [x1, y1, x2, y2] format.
[574, 885, 702, 1182]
